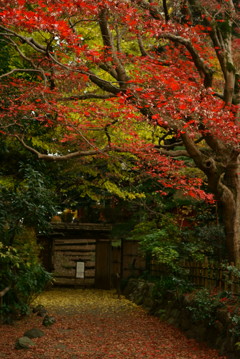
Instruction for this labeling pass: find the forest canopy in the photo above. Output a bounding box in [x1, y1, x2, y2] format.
[0, 0, 239, 262]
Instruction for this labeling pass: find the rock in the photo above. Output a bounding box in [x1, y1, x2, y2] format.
[219, 335, 236, 356]
[180, 310, 192, 331]
[213, 320, 225, 335]
[15, 336, 35, 349]
[32, 304, 44, 313]
[24, 328, 45, 339]
[32, 304, 48, 317]
[169, 308, 181, 320]
[42, 315, 56, 327]
[155, 308, 166, 318]
[216, 308, 231, 326]
[192, 323, 207, 341]
[2, 315, 14, 325]
[167, 317, 177, 326]
[143, 296, 155, 310]
[38, 309, 48, 317]
[134, 293, 144, 305]
[123, 278, 137, 297]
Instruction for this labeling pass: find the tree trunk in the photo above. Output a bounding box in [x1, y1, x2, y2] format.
[214, 156, 240, 265]
[220, 189, 240, 265]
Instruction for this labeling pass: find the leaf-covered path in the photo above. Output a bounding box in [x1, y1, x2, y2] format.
[0, 289, 226, 359]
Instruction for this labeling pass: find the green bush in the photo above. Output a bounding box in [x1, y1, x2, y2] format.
[0, 165, 56, 321]
[230, 312, 240, 338]
[186, 288, 223, 325]
[0, 164, 58, 245]
[0, 239, 52, 320]
[153, 275, 193, 299]
[128, 216, 182, 272]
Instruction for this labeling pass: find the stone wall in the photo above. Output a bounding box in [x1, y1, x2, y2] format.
[123, 278, 240, 359]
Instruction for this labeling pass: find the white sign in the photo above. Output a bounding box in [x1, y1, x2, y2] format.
[76, 262, 85, 278]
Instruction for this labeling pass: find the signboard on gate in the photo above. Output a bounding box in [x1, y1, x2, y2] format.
[76, 262, 85, 278]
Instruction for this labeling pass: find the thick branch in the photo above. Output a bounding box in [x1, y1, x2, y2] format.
[135, 0, 162, 20]
[203, 131, 227, 154]
[0, 68, 46, 79]
[187, 0, 237, 103]
[16, 136, 108, 161]
[209, 27, 235, 103]
[158, 148, 190, 157]
[181, 132, 208, 171]
[88, 72, 122, 94]
[162, 0, 170, 22]
[98, 63, 118, 80]
[137, 34, 149, 57]
[48, 52, 122, 94]
[58, 94, 116, 101]
[160, 33, 213, 87]
[5, 36, 37, 68]
[0, 287, 10, 297]
[0, 26, 47, 53]
[98, 9, 129, 89]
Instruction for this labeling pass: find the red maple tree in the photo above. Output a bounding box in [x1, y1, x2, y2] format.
[0, 1, 239, 262]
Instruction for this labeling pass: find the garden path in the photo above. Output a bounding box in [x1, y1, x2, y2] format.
[0, 288, 226, 359]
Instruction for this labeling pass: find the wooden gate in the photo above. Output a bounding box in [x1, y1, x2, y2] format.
[95, 240, 112, 289]
[39, 223, 112, 288]
[39, 224, 147, 289]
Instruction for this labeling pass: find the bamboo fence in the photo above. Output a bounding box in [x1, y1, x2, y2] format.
[149, 259, 240, 295]
[182, 260, 240, 294]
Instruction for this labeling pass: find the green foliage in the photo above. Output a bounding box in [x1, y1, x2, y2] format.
[195, 224, 225, 248]
[128, 215, 182, 271]
[0, 240, 52, 319]
[230, 313, 240, 338]
[129, 221, 158, 240]
[222, 264, 240, 279]
[0, 164, 58, 244]
[184, 288, 240, 332]
[0, 36, 11, 75]
[13, 227, 40, 264]
[186, 289, 222, 325]
[57, 152, 146, 210]
[0, 163, 55, 320]
[182, 224, 226, 262]
[153, 276, 193, 298]
[176, 200, 226, 261]
[152, 245, 179, 266]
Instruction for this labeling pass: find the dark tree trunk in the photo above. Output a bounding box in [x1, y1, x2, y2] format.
[212, 156, 240, 264]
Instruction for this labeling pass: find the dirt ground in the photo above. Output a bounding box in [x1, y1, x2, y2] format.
[0, 288, 226, 359]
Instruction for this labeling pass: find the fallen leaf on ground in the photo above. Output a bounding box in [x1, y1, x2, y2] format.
[0, 288, 227, 359]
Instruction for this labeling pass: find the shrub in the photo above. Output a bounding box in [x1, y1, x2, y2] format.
[186, 288, 224, 325]
[0, 165, 56, 320]
[128, 216, 182, 272]
[0, 237, 52, 320]
[153, 275, 193, 299]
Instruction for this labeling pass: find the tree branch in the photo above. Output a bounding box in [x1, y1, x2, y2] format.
[162, 0, 170, 22]
[159, 33, 213, 87]
[137, 34, 149, 57]
[57, 93, 116, 101]
[158, 148, 190, 157]
[15, 136, 108, 161]
[0, 68, 46, 79]
[181, 132, 209, 172]
[0, 26, 47, 53]
[134, 0, 162, 20]
[98, 8, 129, 89]
[1, 25, 121, 95]
[47, 51, 122, 95]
